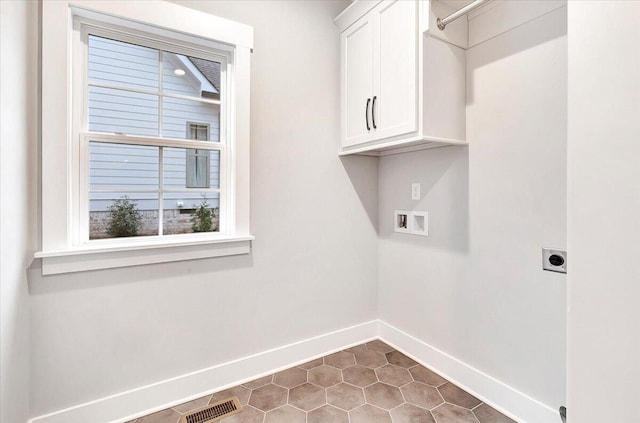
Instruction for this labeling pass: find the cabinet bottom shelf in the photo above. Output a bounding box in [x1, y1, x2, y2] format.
[339, 135, 468, 156]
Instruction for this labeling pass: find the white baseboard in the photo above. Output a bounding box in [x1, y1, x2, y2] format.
[28, 320, 379, 423]
[29, 319, 558, 423]
[378, 321, 559, 423]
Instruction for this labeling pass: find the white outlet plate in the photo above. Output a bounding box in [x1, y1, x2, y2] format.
[410, 211, 428, 236]
[411, 183, 421, 200]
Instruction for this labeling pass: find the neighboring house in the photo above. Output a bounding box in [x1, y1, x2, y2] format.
[87, 36, 221, 236]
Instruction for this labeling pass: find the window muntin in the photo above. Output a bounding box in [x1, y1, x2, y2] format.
[80, 29, 228, 243]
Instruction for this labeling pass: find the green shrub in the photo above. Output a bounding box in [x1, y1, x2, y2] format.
[106, 196, 142, 237]
[191, 198, 218, 233]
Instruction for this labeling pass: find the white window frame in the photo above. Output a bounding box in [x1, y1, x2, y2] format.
[76, 22, 230, 243]
[36, 1, 254, 275]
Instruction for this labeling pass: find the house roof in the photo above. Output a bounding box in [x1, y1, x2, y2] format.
[188, 57, 220, 99]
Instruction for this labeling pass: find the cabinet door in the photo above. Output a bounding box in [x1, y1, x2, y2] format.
[372, 0, 418, 141]
[341, 16, 374, 148]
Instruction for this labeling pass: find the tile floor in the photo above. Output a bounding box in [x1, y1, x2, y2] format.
[127, 340, 516, 423]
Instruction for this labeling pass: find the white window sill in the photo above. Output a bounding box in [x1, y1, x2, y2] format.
[34, 235, 254, 275]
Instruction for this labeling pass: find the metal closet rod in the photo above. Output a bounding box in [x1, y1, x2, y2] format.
[437, 0, 490, 30]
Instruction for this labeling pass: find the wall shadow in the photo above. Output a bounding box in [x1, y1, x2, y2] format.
[467, 5, 567, 105]
[339, 154, 379, 231]
[27, 252, 254, 295]
[378, 146, 470, 254]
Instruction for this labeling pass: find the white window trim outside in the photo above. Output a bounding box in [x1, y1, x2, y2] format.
[36, 1, 253, 275]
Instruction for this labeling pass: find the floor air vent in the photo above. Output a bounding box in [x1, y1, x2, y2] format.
[181, 396, 242, 423]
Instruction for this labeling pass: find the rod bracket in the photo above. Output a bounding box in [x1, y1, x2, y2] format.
[436, 0, 489, 32]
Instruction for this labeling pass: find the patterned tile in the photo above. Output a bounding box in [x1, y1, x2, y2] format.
[386, 350, 418, 368]
[274, 366, 307, 388]
[288, 383, 325, 411]
[401, 381, 444, 410]
[366, 340, 395, 354]
[131, 341, 514, 423]
[391, 403, 437, 423]
[298, 357, 323, 370]
[354, 349, 388, 368]
[350, 404, 392, 423]
[375, 364, 412, 386]
[438, 382, 482, 409]
[248, 383, 287, 411]
[473, 403, 517, 423]
[324, 350, 356, 369]
[308, 364, 342, 388]
[344, 344, 369, 354]
[264, 405, 305, 423]
[326, 382, 365, 410]
[364, 382, 404, 410]
[343, 364, 377, 387]
[220, 405, 264, 423]
[409, 365, 447, 387]
[307, 405, 349, 423]
[432, 403, 479, 423]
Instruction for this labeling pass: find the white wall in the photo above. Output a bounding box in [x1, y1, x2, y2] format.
[29, 0, 379, 418]
[378, 4, 567, 417]
[567, 2, 640, 422]
[0, 1, 39, 422]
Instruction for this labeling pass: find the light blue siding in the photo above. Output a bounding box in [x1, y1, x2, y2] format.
[89, 87, 159, 136]
[162, 96, 220, 140]
[88, 36, 158, 90]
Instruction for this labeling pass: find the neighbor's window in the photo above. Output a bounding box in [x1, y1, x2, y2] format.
[186, 123, 211, 189]
[82, 31, 228, 241]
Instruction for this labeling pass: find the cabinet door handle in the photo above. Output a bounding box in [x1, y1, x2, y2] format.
[372, 96, 377, 129]
[366, 98, 371, 131]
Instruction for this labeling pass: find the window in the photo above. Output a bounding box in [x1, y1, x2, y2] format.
[186, 123, 211, 189]
[37, 2, 253, 274]
[83, 32, 225, 240]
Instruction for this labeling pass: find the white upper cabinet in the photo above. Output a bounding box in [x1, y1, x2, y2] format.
[373, 0, 418, 141]
[341, 0, 417, 148]
[342, 15, 374, 147]
[335, 0, 468, 156]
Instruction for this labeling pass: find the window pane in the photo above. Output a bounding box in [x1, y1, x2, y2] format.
[88, 86, 159, 136]
[161, 96, 220, 141]
[90, 142, 159, 191]
[163, 148, 220, 189]
[162, 193, 220, 235]
[89, 192, 159, 239]
[186, 150, 208, 187]
[162, 52, 221, 100]
[88, 35, 159, 91]
[84, 37, 226, 241]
